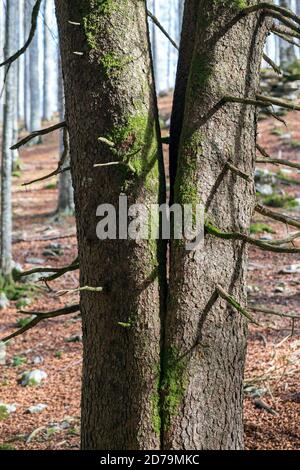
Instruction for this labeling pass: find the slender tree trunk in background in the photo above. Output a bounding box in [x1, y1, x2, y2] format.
[164, 1, 269, 449]
[150, 0, 159, 83]
[56, 0, 165, 450]
[279, 0, 296, 68]
[57, 52, 74, 215]
[0, 2, 5, 123]
[1, 0, 18, 282]
[12, 0, 20, 171]
[29, 0, 42, 139]
[24, 0, 31, 131]
[18, 0, 25, 124]
[176, 0, 184, 45]
[43, 0, 54, 121]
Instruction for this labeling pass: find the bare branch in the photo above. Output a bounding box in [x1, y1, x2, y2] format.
[146, 10, 179, 50]
[57, 286, 104, 296]
[0, 0, 42, 68]
[256, 157, 300, 170]
[226, 161, 251, 181]
[11, 121, 66, 150]
[256, 143, 272, 159]
[255, 203, 300, 230]
[249, 304, 300, 320]
[216, 285, 259, 325]
[18, 257, 79, 280]
[263, 53, 282, 75]
[272, 24, 300, 44]
[256, 94, 300, 112]
[205, 221, 300, 253]
[1, 304, 80, 343]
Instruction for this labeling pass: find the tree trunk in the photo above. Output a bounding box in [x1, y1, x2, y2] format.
[43, 0, 55, 121]
[29, 0, 41, 138]
[24, 0, 31, 131]
[163, 1, 269, 450]
[55, 0, 165, 450]
[1, 0, 18, 281]
[279, 0, 296, 68]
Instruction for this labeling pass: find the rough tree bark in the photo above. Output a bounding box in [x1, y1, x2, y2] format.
[55, 0, 165, 450]
[164, 0, 270, 450]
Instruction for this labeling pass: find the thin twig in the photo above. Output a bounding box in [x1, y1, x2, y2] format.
[146, 10, 179, 50]
[256, 157, 300, 170]
[216, 285, 259, 325]
[1, 304, 80, 343]
[205, 221, 300, 253]
[0, 0, 42, 68]
[256, 203, 300, 230]
[11, 121, 66, 150]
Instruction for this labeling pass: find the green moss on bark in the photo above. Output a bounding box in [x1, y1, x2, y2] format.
[161, 347, 188, 426]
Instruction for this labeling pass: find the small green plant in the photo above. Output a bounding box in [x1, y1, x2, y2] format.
[270, 128, 284, 137]
[12, 356, 27, 367]
[277, 171, 300, 186]
[16, 316, 36, 328]
[290, 140, 300, 149]
[250, 223, 275, 235]
[16, 298, 31, 309]
[54, 350, 63, 359]
[0, 406, 9, 421]
[44, 182, 57, 190]
[0, 443, 15, 450]
[2, 282, 38, 301]
[262, 194, 298, 209]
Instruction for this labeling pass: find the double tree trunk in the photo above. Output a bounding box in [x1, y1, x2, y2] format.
[55, 0, 165, 450]
[164, 1, 269, 449]
[56, 0, 270, 450]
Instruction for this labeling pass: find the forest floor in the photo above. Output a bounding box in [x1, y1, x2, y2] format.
[0, 96, 300, 450]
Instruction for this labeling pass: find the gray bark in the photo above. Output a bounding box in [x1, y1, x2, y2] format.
[1, 0, 18, 280]
[43, 0, 55, 121]
[24, 0, 31, 131]
[29, 0, 41, 137]
[279, 0, 296, 68]
[164, 0, 269, 450]
[55, 0, 165, 450]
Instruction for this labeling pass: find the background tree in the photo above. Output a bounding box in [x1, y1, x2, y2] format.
[29, 0, 41, 140]
[43, 0, 56, 121]
[1, 0, 18, 284]
[279, 0, 296, 67]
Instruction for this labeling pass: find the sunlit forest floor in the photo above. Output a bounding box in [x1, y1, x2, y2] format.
[0, 96, 299, 450]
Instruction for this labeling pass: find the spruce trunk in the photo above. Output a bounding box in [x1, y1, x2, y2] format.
[55, 0, 165, 450]
[164, 1, 269, 450]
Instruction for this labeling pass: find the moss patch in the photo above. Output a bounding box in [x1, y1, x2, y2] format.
[161, 347, 188, 426]
[250, 223, 275, 235]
